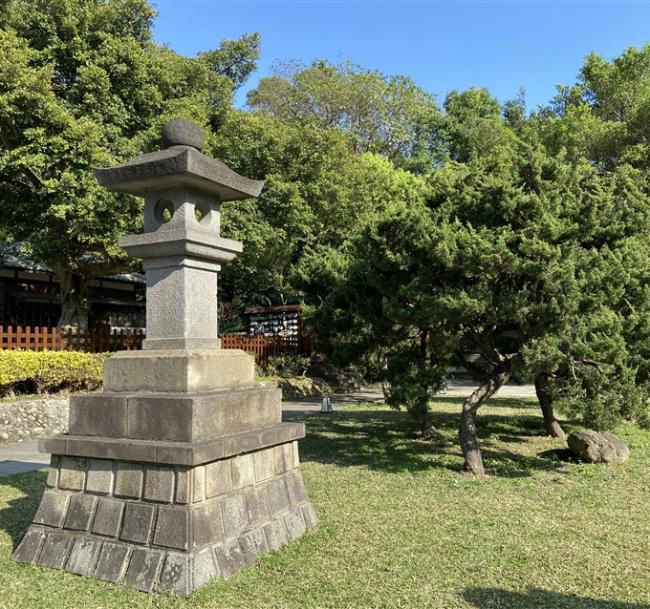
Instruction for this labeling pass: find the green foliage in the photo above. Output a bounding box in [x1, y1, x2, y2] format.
[199, 32, 260, 91]
[210, 110, 428, 327]
[0, 0, 260, 326]
[247, 59, 441, 165]
[0, 350, 106, 394]
[320, 86, 650, 436]
[263, 354, 311, 378]
[536, 44, 650, 170]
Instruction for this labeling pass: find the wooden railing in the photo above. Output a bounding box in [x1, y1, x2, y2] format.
[0, 325, 310, 367]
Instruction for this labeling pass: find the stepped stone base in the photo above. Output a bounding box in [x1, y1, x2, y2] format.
[103, 349, 255, 393]
[68, 385, 283, 442]
[14, 440, 317, 596]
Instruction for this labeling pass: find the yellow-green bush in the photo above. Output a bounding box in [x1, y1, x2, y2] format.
[0, 350, 108, 395]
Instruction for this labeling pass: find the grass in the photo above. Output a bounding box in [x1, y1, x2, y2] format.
[1, 396, 650, 608]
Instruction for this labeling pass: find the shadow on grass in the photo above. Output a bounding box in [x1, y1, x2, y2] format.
[462, 587, 650, 609]
[0, 469, 46, 550]
[299, 406, 571, 477]
[431, 395, 539, 410]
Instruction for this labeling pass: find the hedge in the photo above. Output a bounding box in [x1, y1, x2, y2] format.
[0, 350, 108, 395]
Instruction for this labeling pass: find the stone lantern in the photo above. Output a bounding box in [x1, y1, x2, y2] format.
[13, 120, 317, 596]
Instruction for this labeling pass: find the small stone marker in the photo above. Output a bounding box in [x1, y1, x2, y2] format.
[321, 397, 332, 413]
[13, 119, 318, 596]
[567, 430, 630, 464]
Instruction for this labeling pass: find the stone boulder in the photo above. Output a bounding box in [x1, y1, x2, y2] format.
[567, 430, 630, 464]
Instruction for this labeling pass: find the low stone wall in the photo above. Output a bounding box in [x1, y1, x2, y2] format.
[0, 397, 70, 444]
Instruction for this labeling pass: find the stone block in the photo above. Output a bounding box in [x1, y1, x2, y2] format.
[127, 395, 191, 442]
[285, 470, 309, 505]
[301, 503, 319, 529]
[46, 456, 59, 488]
[158, 553, 190, 596]
[121, 503, 156, 545]
[64, 494, 97, 531]
[86, 459, 114, 495]
[292, 441, 300, 467]
[192, 501, 223, 548]
[272, 445, 286, 476]
[243, 486, 271, 526]
[39, 435, 66, 455]
[13, 527, 46, 564]
[263, 519, 288, 552]
[126, 386, 281, 442]
[219, 494, 248, 537]
[282, 442, 295, 471]
[240, 528, 268, 566]
[205, 459, 231, 498]
[266, 477, 290, 515]
[65, 436, 158, 463]
[33, 489, 69, 528]
[123, 547, 164, 593]
[115, 463, 144, 498]
[193, 547, 219, 589]
[59, 457, 86, 491]
[38, 531, 71, 569]
[230, 454, 254, 489]
[175, 467, 191, 504]
[92, 498, 124, 538]
[192, 465, 205, 503]
[69, 394, 127, 438]
[253, 448, 275, 482]
[66, 538, 103, 576]
[103, 349, 254, 393]
[283, 507, 306, 542]
[41, 422, 306, 468]
[154, 506, 189, 550]
[95, 542, 131, 582]
[214, 538, 246, 579]
[137, 257, 222, 353]
[259, 423, 305, 455]
[144, 466, 175, 503]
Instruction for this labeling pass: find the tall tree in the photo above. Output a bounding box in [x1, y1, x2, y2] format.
[321, 116, 650, 475]
[0, 0, 259, 327]
[207, 109, 428, 330]
[247, 59, 441, 166]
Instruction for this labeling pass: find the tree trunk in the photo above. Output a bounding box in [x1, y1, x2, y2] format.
[534, 374, 565, 439]
[56, 268, 90, 330]
[459, 370, 511, 475]
[420, 411, 441, 440]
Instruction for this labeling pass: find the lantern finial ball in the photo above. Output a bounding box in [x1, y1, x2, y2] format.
[161, 119, 205, 151]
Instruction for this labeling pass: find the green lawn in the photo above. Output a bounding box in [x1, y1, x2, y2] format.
[1, 397, 649, 609]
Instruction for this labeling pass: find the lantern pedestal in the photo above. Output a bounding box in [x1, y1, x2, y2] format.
[12, 119, 317, 595]
[14, 426, 315, 596]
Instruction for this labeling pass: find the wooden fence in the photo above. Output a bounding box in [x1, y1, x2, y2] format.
[0, 326, 310, 367]
[0, 325, 145, 352]
[220, 334, 309, 368]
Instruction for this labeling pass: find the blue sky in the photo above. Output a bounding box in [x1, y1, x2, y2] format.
[152, 1, 650, 111]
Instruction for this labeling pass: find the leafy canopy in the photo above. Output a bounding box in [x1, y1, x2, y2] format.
[247, 59, 441, 165]
[321, 89, 650, 433]
[0, 0, 259, 325]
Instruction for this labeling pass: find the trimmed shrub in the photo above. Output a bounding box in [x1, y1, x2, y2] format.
[0, 350, 108, 396]
[264, 354, 311, 378]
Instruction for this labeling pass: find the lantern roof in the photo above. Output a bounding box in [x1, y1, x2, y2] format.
[94, 119, 264, 201]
